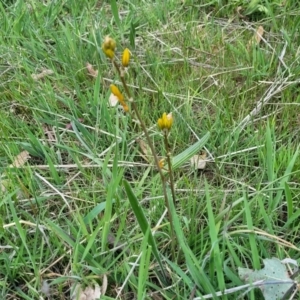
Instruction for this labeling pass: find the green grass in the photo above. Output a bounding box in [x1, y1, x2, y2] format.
[1, 0, 300, 299]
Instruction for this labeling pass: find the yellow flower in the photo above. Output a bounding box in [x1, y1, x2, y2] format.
[158, 159, 165, 169]
[102, 36, 116, 59]
[157, 112, 173, 131]
[110, 84, 124, 102]
[122, 48, 130, 67]
[110, 84, 129, 112]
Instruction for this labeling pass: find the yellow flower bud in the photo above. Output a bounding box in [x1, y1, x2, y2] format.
[102, 48, 115, 59]
[122, 48, 130, 67]
[110, 84, 124, 102]
[157, 112, 173, 131]
[102, 36, 116, 59]
[158, 159, 165, 169]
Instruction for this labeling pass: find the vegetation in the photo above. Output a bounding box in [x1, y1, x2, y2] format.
[1, 0, 300, 299]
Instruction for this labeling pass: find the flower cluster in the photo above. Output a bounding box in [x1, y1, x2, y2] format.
[102, 38, 173, 128]
[102, 36, 176, 255]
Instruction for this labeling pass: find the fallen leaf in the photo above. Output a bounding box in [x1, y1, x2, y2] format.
[10, 150, 30, 168]
[42, 125, 56, 142]
[1, 178, 8, 192]
[190, 152, 207, 170]
[137, 139, 152, 163]
[86, 62, 98, 78]
[238, 257, 294, 300]
[254, 26, 264, 44]
[31, 69, 54, 80]
[248, 26, 264, 49]
[236, 6, 245, 18]
[1, 151, 31, 192]
[71, 283, 101, 300]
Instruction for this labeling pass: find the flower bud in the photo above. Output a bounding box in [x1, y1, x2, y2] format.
[157, 113, 173, 131]
[102, 36, 116, 59]
[122, 48, 130, 67]
[110, 84, 124, 102]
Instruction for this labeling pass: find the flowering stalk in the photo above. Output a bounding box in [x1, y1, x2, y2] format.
[102, 37, 176, 259]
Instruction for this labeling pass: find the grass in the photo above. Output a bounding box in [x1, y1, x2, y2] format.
[1, 0, 300, 299]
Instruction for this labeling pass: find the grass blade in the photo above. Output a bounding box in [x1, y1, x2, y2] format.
[123, 179, 166, 279]
[284, 182, 293, 220]
[110, 0, 121, 28]
[205, 182, 226, 293]
[243, 192, 260, 269]
[138, 228, 152, 300]
[167, 189, 215, 295]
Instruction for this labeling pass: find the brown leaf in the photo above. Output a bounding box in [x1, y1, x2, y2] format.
[86, 62, 98, 78]
[1, 151, 31, 192]
[71, 283, 101, 300]
[248, 26, 264, 49]
[190, 152, 207, 170]
[42, 125, 56, 142]
[254, 26, 264, 44]
[10, 150, 30, 168]
[137, 139, 152, 163]
[31, 69, 54, 80]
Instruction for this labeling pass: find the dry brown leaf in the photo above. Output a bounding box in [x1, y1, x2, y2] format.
[86, 62, 98, 78]
[1, 151, 31, 192]
[254, 26, 264, 44]
[71, 283, 101, 300]
[42, 125, 56, 142]
[190, 152, 207, 170]
[10, 150, 30, 168]
[236, 6, 245, 18]
[137, 139, 152, 163]
[1, 178, 8, 192]
[31, 69, 54, 80]
[248, 26, 264, 49]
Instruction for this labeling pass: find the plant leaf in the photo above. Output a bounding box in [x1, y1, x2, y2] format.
[123, 179, 166, 279]
[171, 132, 210, 171]
[238, 257, 294, 300]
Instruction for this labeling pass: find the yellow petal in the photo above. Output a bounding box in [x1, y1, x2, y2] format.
[157, 112, 173, 130]
[110, 84, 124, 102]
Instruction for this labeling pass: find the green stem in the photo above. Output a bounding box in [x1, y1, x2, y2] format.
[112, 59, 176, 259]
[163, 131, 176, 205]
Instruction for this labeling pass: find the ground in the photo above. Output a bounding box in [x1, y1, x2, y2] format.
[0, 1, 300, 299]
